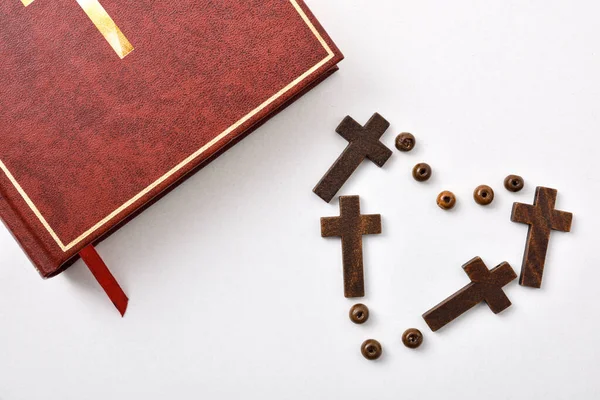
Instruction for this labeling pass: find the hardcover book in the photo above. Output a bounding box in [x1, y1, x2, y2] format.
[0, 0, 343, 278]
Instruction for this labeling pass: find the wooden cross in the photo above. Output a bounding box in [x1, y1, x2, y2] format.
[511, 186, 573, 288]
[422, 257, 517, 332]
[320, 195, 382, 298]
[21, 0, 134, 59]
[313, 113, 392, 203]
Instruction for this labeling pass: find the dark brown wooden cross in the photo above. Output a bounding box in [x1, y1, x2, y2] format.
[321, 195, 382, 298]
[422, 257, 517, 332]
[313, 113, 392, 203]
[511, 186, 573, 288]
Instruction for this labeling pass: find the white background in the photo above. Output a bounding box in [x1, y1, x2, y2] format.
[1, 1, 599, 399]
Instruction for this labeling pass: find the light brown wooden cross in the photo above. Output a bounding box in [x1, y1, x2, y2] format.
[511, 187, 573, 288]
[321, 196, 381, 298]
[423, 257, 517, 332]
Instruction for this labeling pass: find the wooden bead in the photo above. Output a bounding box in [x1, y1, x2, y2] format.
[504, 175, 524, 192]
[412, 163, 432, 182]
[349, 304, 369, 324]
[395, 132, 416, 152]
[437, 191, 456, 210]
[473, 185, 494, 205]
[402, 328, 423, 349]
[361, 339, 382, 360]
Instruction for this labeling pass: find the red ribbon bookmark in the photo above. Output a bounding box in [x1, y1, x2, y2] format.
[79, 245, 129, 317]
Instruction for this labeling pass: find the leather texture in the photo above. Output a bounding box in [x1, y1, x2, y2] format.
[0, 0, 343, 277]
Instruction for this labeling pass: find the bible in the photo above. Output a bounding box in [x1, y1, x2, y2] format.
[0, 0, 343, 312]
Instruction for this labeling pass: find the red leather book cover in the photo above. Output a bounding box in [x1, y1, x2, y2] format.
[0, 0, 343, 277]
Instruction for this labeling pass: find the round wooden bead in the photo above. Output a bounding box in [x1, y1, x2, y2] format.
[437, 191, 456, 210]
[504, 175, 524, 192]
[412, 163, 432, 182]
[395, 132, 416, 152]
[402, 328, 424, 349]
[361, 339, 382, 360]
[349, 303, 369, 324]
[473, 185, 494, 205]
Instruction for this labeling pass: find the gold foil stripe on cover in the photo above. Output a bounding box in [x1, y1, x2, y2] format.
[21, 0, 134, 59]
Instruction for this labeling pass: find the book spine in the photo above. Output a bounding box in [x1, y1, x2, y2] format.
[0, 185, 56, 277]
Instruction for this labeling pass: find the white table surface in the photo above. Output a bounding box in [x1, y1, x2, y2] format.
[1, 1, 599, 399]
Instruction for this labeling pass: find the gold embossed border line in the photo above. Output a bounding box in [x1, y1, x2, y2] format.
[0, 0, 335, 252]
